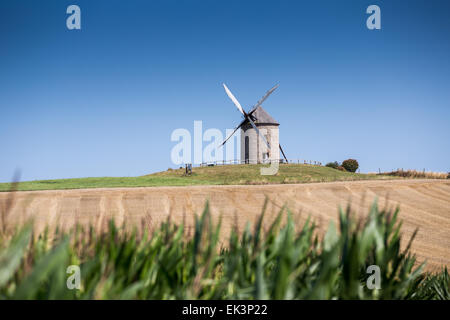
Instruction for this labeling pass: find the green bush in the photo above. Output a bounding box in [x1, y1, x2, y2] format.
[0, 201, 448, 300]
[342, 159, 359, 173]
[325, 161, 340, 169]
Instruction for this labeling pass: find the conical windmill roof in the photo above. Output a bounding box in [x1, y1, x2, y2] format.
[248, 106, 279, 125]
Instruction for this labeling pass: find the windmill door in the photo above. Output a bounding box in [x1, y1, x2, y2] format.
[245, 136, 249, 164]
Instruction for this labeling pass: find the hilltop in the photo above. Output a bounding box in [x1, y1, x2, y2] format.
[0, 164, 395, 192]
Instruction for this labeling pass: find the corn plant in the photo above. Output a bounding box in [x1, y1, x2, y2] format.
[0, 201, 448, 300]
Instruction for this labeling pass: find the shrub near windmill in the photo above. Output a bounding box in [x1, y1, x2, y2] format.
[326, 159, 359, 172]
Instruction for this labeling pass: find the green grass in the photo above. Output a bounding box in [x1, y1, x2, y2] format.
[0, 164, 395, 192]
[0, 201, 448, 299]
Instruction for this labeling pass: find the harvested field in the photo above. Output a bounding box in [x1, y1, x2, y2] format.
[1, 179, 449, 271]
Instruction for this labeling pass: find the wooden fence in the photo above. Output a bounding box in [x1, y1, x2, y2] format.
[188, 159, 323, 167]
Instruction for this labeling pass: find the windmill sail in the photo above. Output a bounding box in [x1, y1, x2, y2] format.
[222, 84, 271, 150]
[247, 117, 271, 150]
[220, 119, 246, 146]
[223, 84, 247, 116]
[248, 84, 279, 115]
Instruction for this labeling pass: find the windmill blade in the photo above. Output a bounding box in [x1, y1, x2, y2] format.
[223, 83, 246, 116]
[220, 119, 245, 147]
[247, 117, 270, 150]
[279, 144, 288, 162]
[248, 84, 279, 115]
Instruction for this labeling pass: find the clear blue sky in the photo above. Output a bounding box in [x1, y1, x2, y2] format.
[1, 0, 449, 182]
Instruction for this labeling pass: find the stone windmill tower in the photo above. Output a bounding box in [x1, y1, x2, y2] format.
[240, 106, 280, 164]
[221, 84, 288, 164]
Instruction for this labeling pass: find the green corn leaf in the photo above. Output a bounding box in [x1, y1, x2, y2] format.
[0, 225, 32, 287]
[13, 237, 70, 299]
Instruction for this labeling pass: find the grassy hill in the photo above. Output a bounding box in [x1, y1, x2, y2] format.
[0, 164, 394, 192]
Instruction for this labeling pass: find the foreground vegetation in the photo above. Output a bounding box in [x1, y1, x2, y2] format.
[0, 164, 394, 192]
[0, 201, 448, 299]
[380, 169, 449, 179]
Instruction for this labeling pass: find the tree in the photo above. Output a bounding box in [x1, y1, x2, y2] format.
[342, 159, 359, 173]
[326, 161, 340, 169]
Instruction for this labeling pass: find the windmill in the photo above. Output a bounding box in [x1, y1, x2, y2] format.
[221, 84, 288, 164]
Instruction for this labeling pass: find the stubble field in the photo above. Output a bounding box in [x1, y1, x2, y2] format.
[1, 179, 449, 271]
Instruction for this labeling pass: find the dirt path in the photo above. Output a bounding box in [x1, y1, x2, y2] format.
[1, 179, 449, 271]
